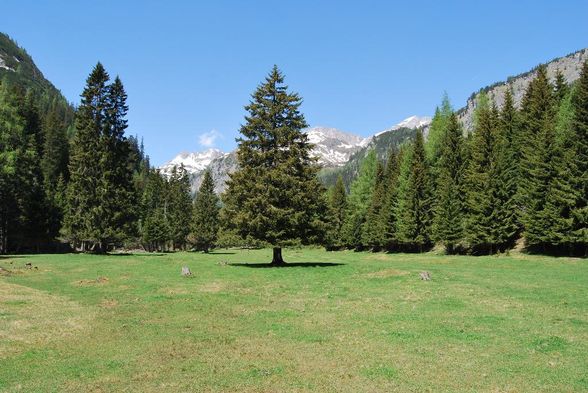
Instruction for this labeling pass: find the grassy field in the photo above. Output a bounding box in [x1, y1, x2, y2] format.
[0, 249, 587, 392]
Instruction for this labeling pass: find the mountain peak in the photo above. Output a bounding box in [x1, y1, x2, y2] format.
[160, 148, 227, 176]
[391, 115, 432, 131]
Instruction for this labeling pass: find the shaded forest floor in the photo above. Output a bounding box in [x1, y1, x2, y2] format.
[0, 249, 587, 392]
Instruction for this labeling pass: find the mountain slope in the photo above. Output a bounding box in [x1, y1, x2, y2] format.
[458, 48, 588, 131]
[0, 33, 63, 96]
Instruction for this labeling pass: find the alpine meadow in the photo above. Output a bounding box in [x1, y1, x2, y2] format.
[1, 2, 588, 392]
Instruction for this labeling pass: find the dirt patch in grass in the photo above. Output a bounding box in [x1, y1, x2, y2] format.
[0, 282, 95, 358]
[75, 276, 109, 286]
[100, 299, 118, 308]
[366, 268, 410, 278]
[199, 281, 225, 293]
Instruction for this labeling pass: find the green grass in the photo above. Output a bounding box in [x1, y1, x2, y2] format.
[0, 249, 587, 392]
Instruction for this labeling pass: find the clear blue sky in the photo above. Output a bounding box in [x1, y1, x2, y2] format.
[3, 0, 588, 165]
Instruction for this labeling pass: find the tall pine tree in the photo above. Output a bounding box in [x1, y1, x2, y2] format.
[395, 130, 433, 251]
[191, 169, 220, 252]
[432, 112, 465, 253]
[222, 66, 327, 264]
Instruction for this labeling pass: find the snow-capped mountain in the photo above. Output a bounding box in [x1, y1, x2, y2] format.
[159, 148, 227, 177]
[159, 117, 431, 193]
[306, 127, 365, 167]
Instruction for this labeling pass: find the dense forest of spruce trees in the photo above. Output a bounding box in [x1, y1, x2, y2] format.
[1, 49, 587, 255]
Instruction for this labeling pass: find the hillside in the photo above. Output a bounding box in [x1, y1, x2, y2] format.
[458, 48, 588, 131]
[0, 33, 63, 96]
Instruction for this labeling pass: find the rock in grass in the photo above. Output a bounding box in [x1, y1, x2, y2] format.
[419, 271, 431, 281]
[181, 266, 192, 277]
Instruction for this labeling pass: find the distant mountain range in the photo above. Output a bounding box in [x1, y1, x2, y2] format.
[159, 116, 432, 193]
[160, 48, 588, 194]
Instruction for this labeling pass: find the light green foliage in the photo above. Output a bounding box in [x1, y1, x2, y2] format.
[341, 149, 378, 248]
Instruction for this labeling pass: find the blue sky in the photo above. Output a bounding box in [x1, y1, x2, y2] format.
[3, 0, 588, 165]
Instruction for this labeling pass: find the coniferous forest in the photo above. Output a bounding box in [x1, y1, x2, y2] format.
[1, 34, 587, 257]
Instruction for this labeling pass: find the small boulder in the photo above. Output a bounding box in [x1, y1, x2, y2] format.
[181, 266, 192, 276]
[419, 271, 431, 281]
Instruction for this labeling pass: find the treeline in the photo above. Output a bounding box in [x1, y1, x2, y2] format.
[326, 62, 588, 256]
[0, 69, 75, 252]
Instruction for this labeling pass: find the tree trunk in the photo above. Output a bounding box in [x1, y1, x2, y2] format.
[271, 247, 285, 265]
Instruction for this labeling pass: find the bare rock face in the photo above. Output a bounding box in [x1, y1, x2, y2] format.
[181, 266, 192, 277]
[457, 48, 588, 132]
[419, 271, 431, 281]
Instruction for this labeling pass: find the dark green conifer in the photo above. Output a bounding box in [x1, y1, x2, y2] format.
[464, 93, 498, 252]
[167, 165, 193, 250]
[395, 130, 433, 251]
[327, 175, 347, 248]
[362, 160, 386, 249]
[222, 66, 327, 264]
[191, 170, 220, 252]
[432, 113, 465, 253]
[518, 65, 557, 250]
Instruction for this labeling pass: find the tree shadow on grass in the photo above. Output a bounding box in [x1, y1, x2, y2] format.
[107, 253, 167, 257]
[231, 262, 344, 268]
[204, 251, 237, 255]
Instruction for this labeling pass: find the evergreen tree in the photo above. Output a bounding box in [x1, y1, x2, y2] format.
[426, 92, 453, 162]
[222, 66, 327, 264]
[463, 93, 498, 252]
[432, 113, 465, 253]
[341, 149, 378, 249]
[63, 63, 136, 251]
[191, 169, 220, 252]
[362, 160, 386, 249]
[517, 65, 557, 250]
[63, 63, 110, 250]
[490, 88, 521, 249]
[326, 175, 347, 249]
[395, 130, 433, 251]
[379, 148, 402, 250]
[167, 165, 193, 250]
[140, 169, 169, 252]
[553, 69, 569, 104]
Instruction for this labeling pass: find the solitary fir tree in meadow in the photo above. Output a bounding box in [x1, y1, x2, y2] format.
[222, 66, 327, 264]
[191, 170, 220, 252]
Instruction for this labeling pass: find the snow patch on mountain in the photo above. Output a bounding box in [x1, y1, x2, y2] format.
[159, 148, 227, 177]
[305, 127, 365, 167]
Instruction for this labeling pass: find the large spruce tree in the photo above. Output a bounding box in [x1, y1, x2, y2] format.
[191, 170, 220, 252]
[63, 63, 136, 252]
[517, 65, 557, 250]
[167, 165, 193, 250]
[432, 112, 465, 253]
[395, 130, 433, 251]
[222, 66, 327, 264]
[464, 94, 499, 252]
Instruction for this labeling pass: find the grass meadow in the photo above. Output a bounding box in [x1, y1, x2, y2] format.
[0, 248, 587, 392]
